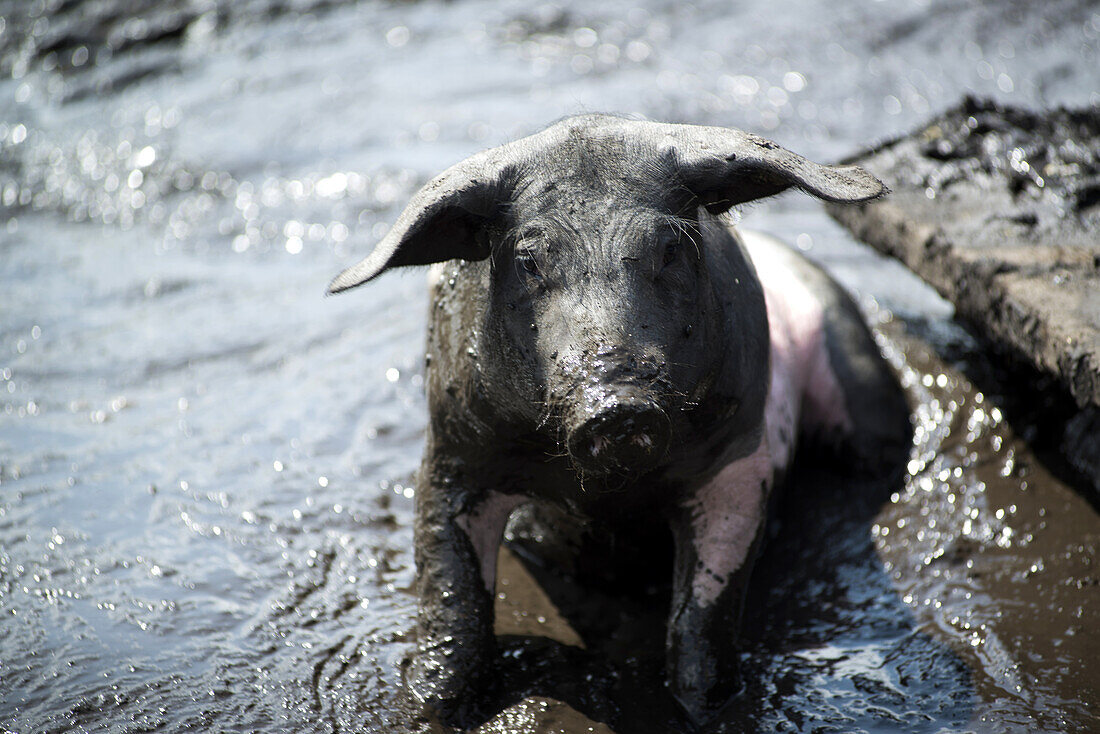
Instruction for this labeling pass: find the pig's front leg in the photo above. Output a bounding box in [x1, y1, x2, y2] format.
[667, 442, 772, 725]
[409, 458, 520, 723]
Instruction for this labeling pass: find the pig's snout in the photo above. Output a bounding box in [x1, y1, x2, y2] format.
[566, 398, 671, 477]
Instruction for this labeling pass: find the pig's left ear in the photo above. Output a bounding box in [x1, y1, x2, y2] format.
[327, 152, 513, 294]
[662, 123, 886, 214]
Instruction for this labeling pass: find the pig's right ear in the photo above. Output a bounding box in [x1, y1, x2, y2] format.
[327, 156, 510, 294]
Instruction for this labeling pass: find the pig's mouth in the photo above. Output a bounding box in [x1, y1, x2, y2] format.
[565, 398, 672, 478]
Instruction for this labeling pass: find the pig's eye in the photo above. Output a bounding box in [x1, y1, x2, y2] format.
[661, 239, 681, 269]
[515, 252, 543, 285]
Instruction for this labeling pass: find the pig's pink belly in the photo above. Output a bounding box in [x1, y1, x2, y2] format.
[685, 235, 854, 603]
[757, 246, 853, 473]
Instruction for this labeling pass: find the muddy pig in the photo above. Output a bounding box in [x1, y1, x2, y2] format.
[329, 115, 910, 726]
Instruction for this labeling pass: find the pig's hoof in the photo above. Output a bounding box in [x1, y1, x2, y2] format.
[670, 670, 744, 729]
[407, 649, 489, 727]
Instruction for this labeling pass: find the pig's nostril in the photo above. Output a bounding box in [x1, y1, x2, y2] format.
[567, 403, 670, 476]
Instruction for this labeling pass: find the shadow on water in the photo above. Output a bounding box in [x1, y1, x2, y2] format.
[902, 315, 1100, 516]
[491, 472, 973, 734]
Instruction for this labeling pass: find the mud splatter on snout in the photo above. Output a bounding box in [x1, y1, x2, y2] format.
[545, 348, 674, 479]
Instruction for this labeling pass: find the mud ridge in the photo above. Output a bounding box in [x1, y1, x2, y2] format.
[827, 97, 1100, 494]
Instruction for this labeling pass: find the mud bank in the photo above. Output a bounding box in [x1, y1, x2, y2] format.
[827, 98, 1100, 492]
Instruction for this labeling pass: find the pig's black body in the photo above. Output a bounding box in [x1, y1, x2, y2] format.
[329, 115, 910, 726]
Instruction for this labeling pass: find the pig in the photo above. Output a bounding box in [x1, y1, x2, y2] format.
[328, 115, 910, 726]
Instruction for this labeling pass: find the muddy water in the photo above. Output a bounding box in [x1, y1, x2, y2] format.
[1, 1, 1097, 732]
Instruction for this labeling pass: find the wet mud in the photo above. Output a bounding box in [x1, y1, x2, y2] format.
[2, 0, 1099, 732]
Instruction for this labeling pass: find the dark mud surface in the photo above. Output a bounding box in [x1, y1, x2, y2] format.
[2, 1, 1099, 732]
[827, 98, 1100, 409]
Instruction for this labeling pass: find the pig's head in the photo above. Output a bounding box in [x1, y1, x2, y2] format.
[330, 116, 883, 479]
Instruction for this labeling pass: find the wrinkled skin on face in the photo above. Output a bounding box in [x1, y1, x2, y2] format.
[329, 115, 908, 727]
[477, 136, 769, 495]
